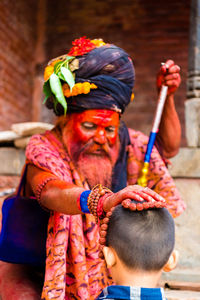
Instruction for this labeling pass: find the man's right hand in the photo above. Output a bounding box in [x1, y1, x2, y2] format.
[103, 185, 165, 212]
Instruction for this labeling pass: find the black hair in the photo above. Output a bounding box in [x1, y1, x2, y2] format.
[106, 205, 175, 271]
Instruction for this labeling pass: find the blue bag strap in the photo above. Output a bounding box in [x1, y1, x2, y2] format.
[16, 164, 28, 197]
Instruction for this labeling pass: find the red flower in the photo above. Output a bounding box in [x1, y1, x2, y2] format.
[68, 36, 96, 56]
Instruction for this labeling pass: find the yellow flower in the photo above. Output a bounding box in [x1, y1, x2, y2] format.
[44, 65, 54, 81]
[50, 59, 62, 67]
[62, 83, 71, 97]
[83, 82, 90, 94]
[90, 83, 97, 89]
[131, 92, 135, 102]
[91, 39, 106, 47]
[43, 60, 63, 81]
[74, 83, 83, 95]
[62, 82, 98, 98]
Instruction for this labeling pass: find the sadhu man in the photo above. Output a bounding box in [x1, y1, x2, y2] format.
[0, 37, 185, 299]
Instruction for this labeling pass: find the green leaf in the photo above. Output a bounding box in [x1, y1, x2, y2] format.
[54, 61, 63, 75]
[49, 73, 67, 115]
[43, 80, 52, 104]
[65, 55, 75, 61]
[54, 99, 58, 114]
[57, 72, 65, 82]
[61, 67, 75, 91]
[54, 56, 75, 74]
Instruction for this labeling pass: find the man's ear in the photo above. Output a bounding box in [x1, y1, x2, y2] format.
[163, 250, 179, 273]
[103, 246, 116, 269]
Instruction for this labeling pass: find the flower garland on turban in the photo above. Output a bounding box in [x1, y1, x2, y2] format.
[43, 36, 135, 115]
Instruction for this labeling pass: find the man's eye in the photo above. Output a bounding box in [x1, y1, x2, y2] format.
[82, 122, 96, 130]
[106, 126, 115, 133]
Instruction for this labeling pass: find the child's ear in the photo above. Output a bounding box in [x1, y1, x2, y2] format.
[163, 250, 179, 273]
[103, 246, 116, 268]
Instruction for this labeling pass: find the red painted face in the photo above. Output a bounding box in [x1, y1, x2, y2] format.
[63, 109, 120, 159]
[67, 109, 119, 144]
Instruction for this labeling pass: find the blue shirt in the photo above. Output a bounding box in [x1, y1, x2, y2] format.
[97, 285, 167, 300]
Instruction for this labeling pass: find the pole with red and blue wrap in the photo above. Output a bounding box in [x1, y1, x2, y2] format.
[137, 73, 168, 187]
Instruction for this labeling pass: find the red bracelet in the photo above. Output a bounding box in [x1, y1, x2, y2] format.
[76, 193, 82, 212]
[96, 193, 112, 220]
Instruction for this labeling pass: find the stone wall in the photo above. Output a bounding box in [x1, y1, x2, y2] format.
[168, 149, 200, 270]
[0, 148, 25, 210]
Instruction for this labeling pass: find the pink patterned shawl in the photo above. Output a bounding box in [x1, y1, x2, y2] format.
[25, 127, 185, 300]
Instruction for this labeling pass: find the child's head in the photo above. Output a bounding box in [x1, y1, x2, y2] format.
[102, 203, 178, 286]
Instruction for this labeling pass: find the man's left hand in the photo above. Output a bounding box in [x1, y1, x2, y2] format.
[156, 59, 181, 96]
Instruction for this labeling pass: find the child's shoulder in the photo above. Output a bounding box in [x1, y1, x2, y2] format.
[97, 285, 132, 299]
[97, 285, 166, 300]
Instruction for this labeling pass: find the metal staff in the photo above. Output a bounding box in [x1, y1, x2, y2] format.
[137, 81, 168, 187]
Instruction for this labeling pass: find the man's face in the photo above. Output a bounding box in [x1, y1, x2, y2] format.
[62, 109, 120, 188]
[63, 109, 120, 160]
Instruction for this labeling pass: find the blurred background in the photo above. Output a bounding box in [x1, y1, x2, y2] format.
[0, 0, 190, 145]
[1, 1, 200, 297]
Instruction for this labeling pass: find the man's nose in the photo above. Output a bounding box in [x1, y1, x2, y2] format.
[94, 128, 107, 144]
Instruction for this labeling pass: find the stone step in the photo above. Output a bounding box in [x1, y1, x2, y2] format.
[0, 148, 25, 175]
[165, 289, 200, 300]
[161, 268, 200, 299]
[161, 267, 200, 283]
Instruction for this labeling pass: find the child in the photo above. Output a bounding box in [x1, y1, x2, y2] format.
[97, 199, 179, 300]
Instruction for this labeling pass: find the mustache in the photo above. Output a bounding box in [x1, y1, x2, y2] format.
[78, 140, 111, 158]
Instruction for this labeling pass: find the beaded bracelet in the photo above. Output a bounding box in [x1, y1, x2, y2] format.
[98, 199, 167, 259]
[87, 184, 112, 223]
[35, 177, 58, 210]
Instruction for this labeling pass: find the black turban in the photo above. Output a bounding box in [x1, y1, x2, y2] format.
[67, 44, 135, 114]
[46, 44, 135, 115]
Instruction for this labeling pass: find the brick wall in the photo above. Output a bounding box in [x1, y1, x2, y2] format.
[0, 0, 190, 145]
[44, 0, 190, 145]
[0, 0, 38, 130]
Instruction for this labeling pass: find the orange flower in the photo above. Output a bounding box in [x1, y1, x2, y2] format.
[82, 82, 90, 94]
[50, 59, 62, 67]
[91, 39, 106, 47]
[44, 65, 54, 81]
[62, 82, 97, 97]
[130, 92, 135, 101]
[44, 60, 63, 81]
